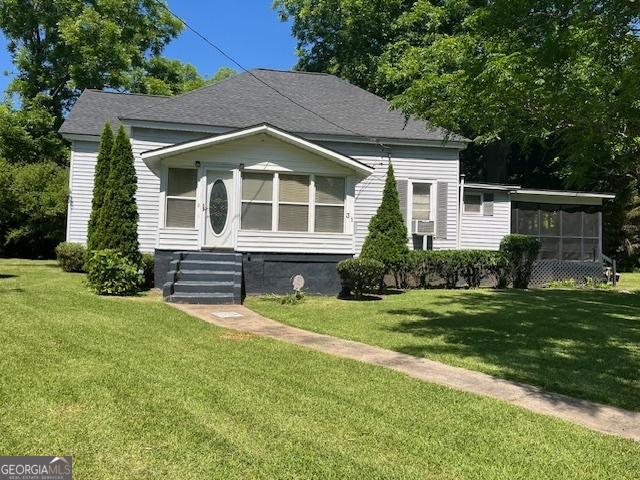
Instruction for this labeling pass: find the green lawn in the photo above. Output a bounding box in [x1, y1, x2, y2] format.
[247, 286, 640, 412]
[1, 260, 639, 479]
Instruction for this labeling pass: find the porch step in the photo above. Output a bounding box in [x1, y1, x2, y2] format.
[177, 271, 236, 282]
[167, 292, 236, 305]
[172, 281, 238, 294]
[163, 251, 243, 305]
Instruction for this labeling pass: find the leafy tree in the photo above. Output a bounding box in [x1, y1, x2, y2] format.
[98, 125, 140, 265]
[1, 160, 68, 258]
[87, 122, 114, 252]
[278, 0, 640, 267]
[360, 162, 409, 281]
[127, 62, 237, 96]
[0, 97, 69, 166]
[0, 0, 184, 121]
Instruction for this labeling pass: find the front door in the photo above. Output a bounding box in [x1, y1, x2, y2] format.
[204, 170, 235, 249]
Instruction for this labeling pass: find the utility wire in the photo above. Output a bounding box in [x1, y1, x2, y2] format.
[154, 0, 391, 153]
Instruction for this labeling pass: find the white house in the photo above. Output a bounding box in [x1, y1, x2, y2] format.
[59, 69, 613, 303]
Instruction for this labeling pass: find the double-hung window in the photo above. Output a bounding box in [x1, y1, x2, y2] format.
[165, 168, 197, 228]
[241, 172, 273, 230]
[315, 176, 345, 233]
[240, 173, 346, 233]
[279, 174, 310, 231]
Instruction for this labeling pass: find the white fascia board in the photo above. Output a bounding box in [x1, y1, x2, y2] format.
[141, 124, 374, 175]
[514, 189, 616, 199]
[465, 183, 521, 191]
[61, 133, 101, 142]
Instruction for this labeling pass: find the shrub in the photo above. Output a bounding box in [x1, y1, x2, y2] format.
[86, 249, 142, 296]
[337, 258, 386, 299]
[87, 122, 114, 252]
[140, 253, 155, 290]
[360, 163, 409, 283]
[406, 250, 433, 288]
[55, 242, 87, 272]
[458, 250, 496, 288]
[499, 234, 542, 289]
[98, 125, 141, 265]
[487, 252, 509, 288]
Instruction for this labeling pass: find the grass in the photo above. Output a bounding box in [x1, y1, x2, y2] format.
[1, 260, 639, 479]
[246, 285, 640, 412]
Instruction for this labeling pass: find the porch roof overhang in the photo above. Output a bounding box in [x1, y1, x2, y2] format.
[141, 123, 375, 176]
[514, 189, 616, 200]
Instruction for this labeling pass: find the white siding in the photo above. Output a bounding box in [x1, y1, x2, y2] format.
[460, 192, 511, 250]
[157, 228, 199, 250]
[67, 140, 99, 244]
[348, 144, 461, 254]
[130, 128, 204, 251]
[237, 231, 353, 254]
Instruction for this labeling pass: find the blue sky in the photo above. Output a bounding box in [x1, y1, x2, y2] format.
[0, 1, 299, 94]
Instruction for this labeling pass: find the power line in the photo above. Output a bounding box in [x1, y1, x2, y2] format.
[154, 0, 390, 152]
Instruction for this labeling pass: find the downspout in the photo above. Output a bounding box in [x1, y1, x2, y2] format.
[457, 174, 465, 250]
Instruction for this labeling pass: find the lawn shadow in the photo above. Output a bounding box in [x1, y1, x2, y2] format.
[384, 289, 640, 411]
[0, 274, 17, 279]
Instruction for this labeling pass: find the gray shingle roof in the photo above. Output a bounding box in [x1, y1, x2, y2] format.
[59, 89, 168, 136]
[61, 69, 468, 143]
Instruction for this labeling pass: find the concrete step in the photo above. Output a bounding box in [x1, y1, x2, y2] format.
[179, 251, 241, 263]
[176, 271, 239, 282]
[178, 260, 240, 272]
[166, 292, 237, 305]
[173, 281, 238, 294]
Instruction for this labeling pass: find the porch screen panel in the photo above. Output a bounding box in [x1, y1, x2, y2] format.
[166, 168, 197, 228]
[279, 175, 309, 231]
[315, 176, 345, 233]
[241, 172, 273, 230]
[512, 201, 602, 261]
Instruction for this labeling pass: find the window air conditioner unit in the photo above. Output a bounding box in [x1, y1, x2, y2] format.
[412, 220, 434, 235]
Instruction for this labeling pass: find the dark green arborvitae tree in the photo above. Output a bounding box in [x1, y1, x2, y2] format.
[87, 122, 114, 252]
[98, 125, 140, 265]
[360, 162, 409, 275]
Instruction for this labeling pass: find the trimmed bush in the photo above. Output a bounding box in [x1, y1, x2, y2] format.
[86, 249, 142, 296]
[499, 234, 542, 288]
[55, 242, 87, 273]
[140, 253, 155, 290]
[98, 125, 141, 265]
[360, 163, 409, 284]
[458, 250, 497, 288]
[487, 251, 509, 288]
[87, 122, 114, 252]
[337, 258, 386, 299]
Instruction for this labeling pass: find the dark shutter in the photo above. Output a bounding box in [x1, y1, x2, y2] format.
[436, 182, 448, 239]
[397, 179, 408, 224]
[483, 193, 494, 216]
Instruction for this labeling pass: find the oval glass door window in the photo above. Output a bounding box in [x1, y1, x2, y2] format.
[209, 179, 228, 235]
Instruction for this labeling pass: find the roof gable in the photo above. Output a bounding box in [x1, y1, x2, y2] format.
[141, 123, 374, 176]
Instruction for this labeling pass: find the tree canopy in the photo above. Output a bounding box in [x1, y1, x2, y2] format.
[276, 0, 640, 266]
[0, 0, 185, 121]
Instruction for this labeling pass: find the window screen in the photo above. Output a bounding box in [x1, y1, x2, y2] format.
[464, 193, 482, 214]
[315, 176, 345, 233]
[241, 172, 273, 230]
[512, 202, 602, 261]
[166, 168, 196, 228]
[412, 183, 431, 221]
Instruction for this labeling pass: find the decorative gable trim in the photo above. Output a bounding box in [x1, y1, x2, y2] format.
[141, 123, 374, 176]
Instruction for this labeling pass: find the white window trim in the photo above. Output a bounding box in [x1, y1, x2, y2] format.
[408, 179, 437, 231]
[463, 192, 484, 215]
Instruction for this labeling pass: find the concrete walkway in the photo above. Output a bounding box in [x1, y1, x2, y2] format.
[172, 303, 640, 442]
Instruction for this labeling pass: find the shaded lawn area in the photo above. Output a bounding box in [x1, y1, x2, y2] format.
[0, 261, 639, 478]
[247, 287, 640, 412]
